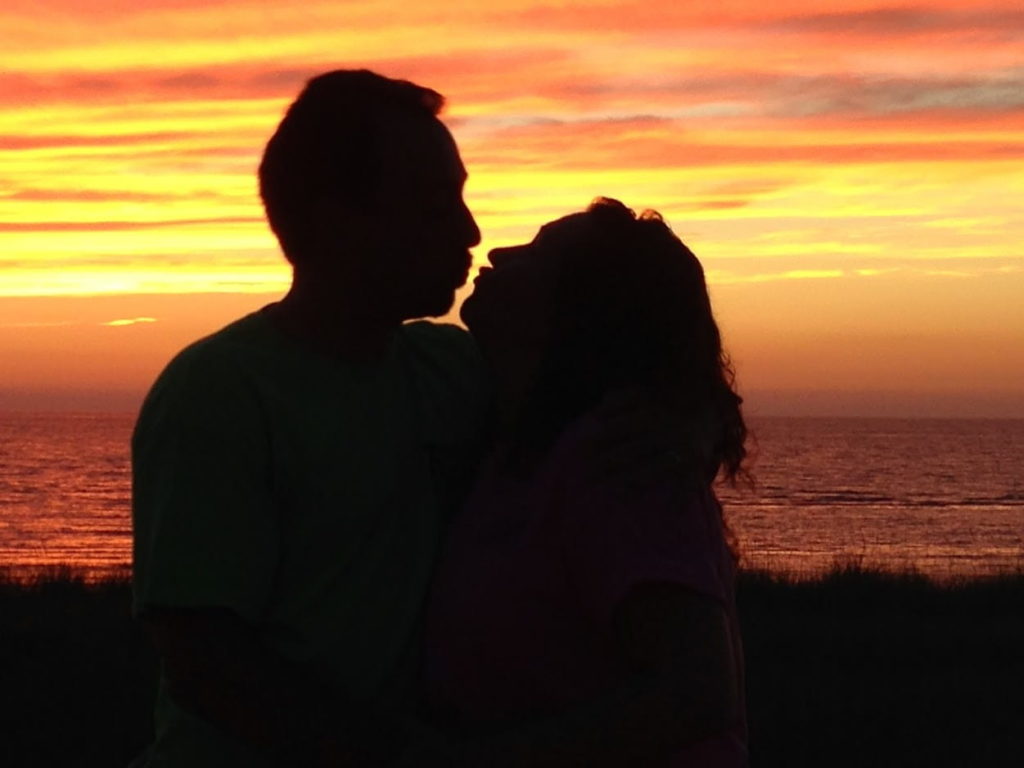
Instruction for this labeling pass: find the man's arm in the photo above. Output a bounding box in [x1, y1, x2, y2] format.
[144, 606, 426, 766]
[132, 348, 368, 763]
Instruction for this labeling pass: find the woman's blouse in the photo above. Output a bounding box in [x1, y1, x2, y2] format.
[424, 414, 747, 766]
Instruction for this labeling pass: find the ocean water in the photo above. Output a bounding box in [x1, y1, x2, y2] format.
[1, 412, 1021, 580]
[0, 412, 135, 580]
[718, 418, 1024, 576]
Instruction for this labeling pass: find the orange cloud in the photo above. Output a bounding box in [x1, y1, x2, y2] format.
[0, 217, 260, 232]
[1, 0, 1022, 412]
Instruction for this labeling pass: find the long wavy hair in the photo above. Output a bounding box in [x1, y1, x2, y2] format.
[508, 197, 749, 488]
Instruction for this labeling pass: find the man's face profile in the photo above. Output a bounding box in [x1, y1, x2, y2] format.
[338, 117, 480, 322]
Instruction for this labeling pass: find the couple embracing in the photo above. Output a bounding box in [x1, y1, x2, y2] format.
[131, 69, 748, 767]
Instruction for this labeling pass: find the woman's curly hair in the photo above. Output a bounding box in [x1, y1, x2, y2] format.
[511, 197, 749, 486]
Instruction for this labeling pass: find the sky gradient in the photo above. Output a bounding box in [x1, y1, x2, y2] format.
[2, 1, 1023, 415]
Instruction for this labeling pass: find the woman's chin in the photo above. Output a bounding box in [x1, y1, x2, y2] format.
[459, 290, 484, 330]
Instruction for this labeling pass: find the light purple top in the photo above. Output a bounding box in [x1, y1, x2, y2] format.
[424, 415, 748, 766]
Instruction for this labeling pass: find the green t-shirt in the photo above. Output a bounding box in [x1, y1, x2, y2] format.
[131, 310, 491, 766]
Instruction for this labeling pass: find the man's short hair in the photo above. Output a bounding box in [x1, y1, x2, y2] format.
[258, 69, 445, 264]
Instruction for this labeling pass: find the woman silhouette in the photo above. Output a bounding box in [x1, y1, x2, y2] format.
[424, 198, 750, 766]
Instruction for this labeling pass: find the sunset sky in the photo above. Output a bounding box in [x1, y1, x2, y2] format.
[2, 0, 1022, 415]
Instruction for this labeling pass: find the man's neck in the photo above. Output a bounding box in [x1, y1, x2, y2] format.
[266, 284, 399, 362]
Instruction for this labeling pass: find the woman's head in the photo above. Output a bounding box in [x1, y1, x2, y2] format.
[464, 197, 747, 482]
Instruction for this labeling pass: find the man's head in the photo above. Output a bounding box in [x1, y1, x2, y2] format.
[259, 69, 480, 321]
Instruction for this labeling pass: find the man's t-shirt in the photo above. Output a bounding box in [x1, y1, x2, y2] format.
[132, 310, 490, 767]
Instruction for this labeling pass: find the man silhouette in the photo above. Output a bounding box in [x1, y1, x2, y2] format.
[131, 70, 488, 767]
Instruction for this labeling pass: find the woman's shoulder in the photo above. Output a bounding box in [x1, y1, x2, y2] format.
[543, 409, 714, 505]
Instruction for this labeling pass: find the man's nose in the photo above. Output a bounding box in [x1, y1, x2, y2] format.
[462, 202, 481, 249]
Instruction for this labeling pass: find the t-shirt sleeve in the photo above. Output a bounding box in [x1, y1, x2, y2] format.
[558, 468, 730, 628]
[131, 344, 278, 622]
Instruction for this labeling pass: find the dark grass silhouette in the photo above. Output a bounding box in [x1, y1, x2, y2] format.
[0, 567, 158, 767]
[2, 565, 1020, 767]
[739, 564, 1024, 767]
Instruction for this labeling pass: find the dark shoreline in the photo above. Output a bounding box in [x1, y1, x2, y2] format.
[2, 566, 1021, 767]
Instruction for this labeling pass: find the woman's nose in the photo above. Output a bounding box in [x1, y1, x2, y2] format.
[488, 246, 520, 267]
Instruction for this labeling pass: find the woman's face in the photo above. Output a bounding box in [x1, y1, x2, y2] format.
[461, 213, 590, 373]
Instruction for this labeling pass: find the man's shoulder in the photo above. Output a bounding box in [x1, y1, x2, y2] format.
[400, 320, 473, 346]
[182, 310, 273, 354]
[140, 311, 278, 414]
[162, 311, 274, 375]
[398, 321, 491, 424]
[399, 321, 482, 370]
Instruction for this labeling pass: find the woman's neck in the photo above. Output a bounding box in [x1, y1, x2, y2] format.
[488, 351, 541, 438]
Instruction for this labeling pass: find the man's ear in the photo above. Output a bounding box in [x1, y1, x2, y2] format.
[304, 197, 350, 268]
